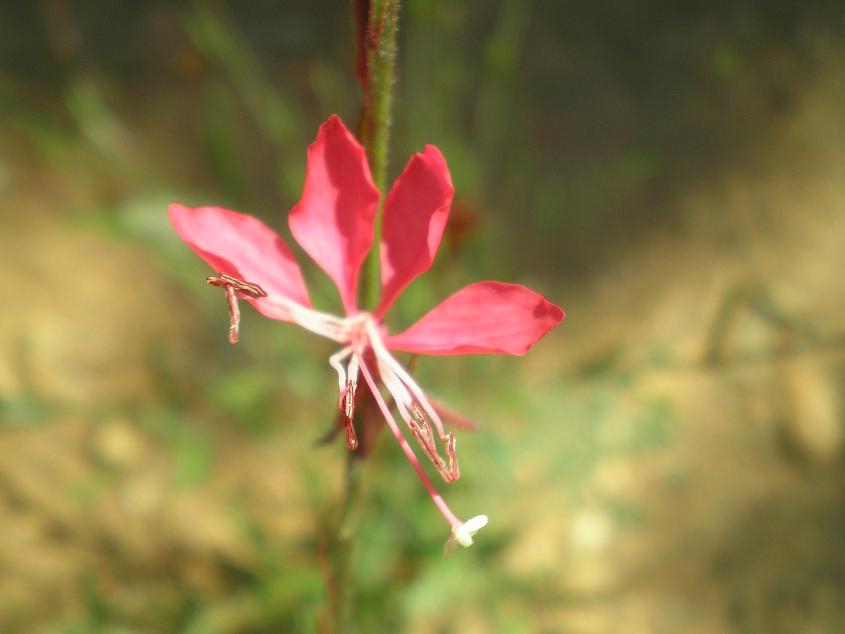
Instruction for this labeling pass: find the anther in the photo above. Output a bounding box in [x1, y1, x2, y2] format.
[444, 432, 460, 481]
[409, 402, 460, 483]
[344, 380, 356, 418]
[342, 379, 358, 450]
[410, 403, 435, 445]
[207, 273, 267, 344]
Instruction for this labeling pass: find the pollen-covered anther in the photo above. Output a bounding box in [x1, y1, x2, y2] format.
[409, 402, 460, 482]
[450, 515, 489, 549]
[409, 403, 435, 446]
[207, 273, 267, 344]
[344, 380, 356, 418]
[342, 379, 359, 450]
[444, 431, 459, 481]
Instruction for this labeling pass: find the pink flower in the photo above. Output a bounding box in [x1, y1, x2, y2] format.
[169, 115, 564, 548]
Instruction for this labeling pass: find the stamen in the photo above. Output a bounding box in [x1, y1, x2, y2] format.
[207, 273, 267, 297]
[344, 380, 356, 418]
[342, 355, 360, 450]
[225, 286, 240, 344]
[340, 380, 358, 450]
[409, 403, 434, 445]
[328, 348, 359, 450]
[444, 428, 460, 481]
[207, 273, 267, 344]
[408, 402, 460, 482]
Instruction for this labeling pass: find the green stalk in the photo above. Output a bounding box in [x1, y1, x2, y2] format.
[331, 453, 364, 632]
[359, 0, 400, 311]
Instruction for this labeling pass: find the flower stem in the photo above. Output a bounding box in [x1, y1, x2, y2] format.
[332, 452, 364, 630]
[356, 0, 400, 310]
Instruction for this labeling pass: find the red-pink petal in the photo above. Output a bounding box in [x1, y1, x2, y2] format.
[169, 203, 311, 321]
[386, 281, 564, 356]
[288, 115, 380, 313]
[377, 145, 454, 316]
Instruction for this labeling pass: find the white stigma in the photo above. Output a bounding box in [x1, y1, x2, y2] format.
[452, 514, 489, 548]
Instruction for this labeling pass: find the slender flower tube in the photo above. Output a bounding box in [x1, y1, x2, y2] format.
[169, 115, 564, 548]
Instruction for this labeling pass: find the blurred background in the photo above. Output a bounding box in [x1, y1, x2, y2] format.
[2, 1, 845, 632]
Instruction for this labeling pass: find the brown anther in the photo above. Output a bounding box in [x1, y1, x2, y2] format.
[444, 432, 460, 481]
[344, 380, 356, 418]
[408, 401, 460, 483]
[342, 380, 359, 450]
[207, 273, 267, 298]
[206, 273, 267, 344]
[410, 403, 435, 446]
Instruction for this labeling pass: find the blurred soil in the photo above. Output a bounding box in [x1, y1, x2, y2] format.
[511, 47, 845, 633]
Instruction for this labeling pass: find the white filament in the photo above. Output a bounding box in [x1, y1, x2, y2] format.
[329, 346, 353, 395]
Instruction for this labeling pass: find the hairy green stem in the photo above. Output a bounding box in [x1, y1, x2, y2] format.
[331, 453, 364, 631]
[359, 0, 400, 311]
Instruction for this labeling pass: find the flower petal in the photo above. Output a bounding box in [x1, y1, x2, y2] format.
[386, 281, 564, 356]
[288, 115, 380, 313]
[377, 145, 454, 316]
[169, 203, 311, 321]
